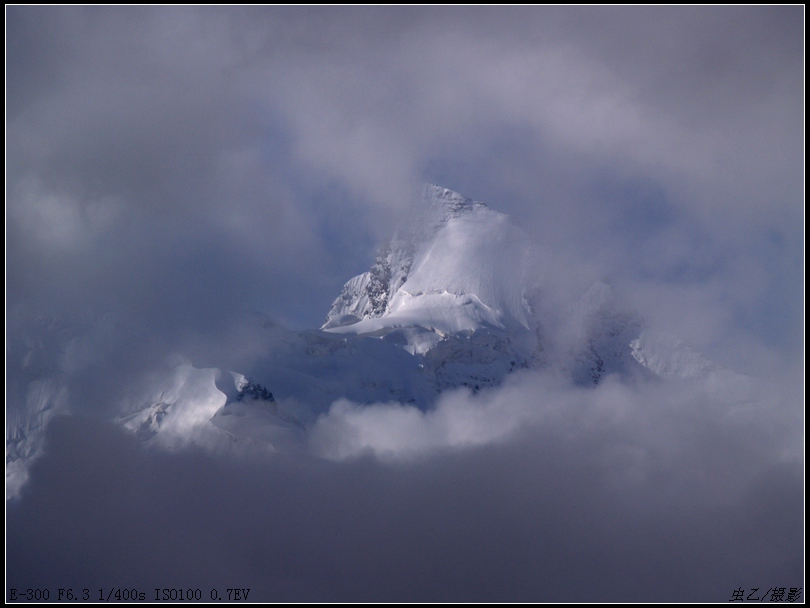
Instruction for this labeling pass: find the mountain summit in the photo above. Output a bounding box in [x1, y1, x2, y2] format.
[323, 185, 536, 354]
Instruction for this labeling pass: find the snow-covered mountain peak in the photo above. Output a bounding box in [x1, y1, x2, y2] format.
[322, 185, 535, 342]
[422, 184, 488, 222]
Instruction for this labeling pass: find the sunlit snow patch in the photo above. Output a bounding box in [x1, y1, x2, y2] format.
[117, 365, 303, 453]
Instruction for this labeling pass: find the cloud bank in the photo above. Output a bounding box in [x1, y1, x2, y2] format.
[9, 367, 802, 601]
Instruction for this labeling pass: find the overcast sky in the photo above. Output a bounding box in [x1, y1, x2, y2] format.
[6, 7, 804, 601]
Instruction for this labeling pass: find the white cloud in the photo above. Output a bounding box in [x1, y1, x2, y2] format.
[310, 366, 801, 504]
[311, 387, 530, 461]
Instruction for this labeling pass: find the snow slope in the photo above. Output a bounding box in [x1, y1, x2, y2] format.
[324, 184, 534, 339]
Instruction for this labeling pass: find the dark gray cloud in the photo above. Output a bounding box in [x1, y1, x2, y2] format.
[8, 410, 803, 602]
[6, 7, 803, 602]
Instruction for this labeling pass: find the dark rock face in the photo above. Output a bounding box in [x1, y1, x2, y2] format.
[365, 243, 396, 318]
[366, 240, 414, 318]
[236, 380, 275, 403]
[570, 288, 645, 387]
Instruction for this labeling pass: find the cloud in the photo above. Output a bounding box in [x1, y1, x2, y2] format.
[8, 9, 802, 330]
[8, 367, 803, 601]
[311, 366, 801, 477]
[311, 389, 529, 460]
